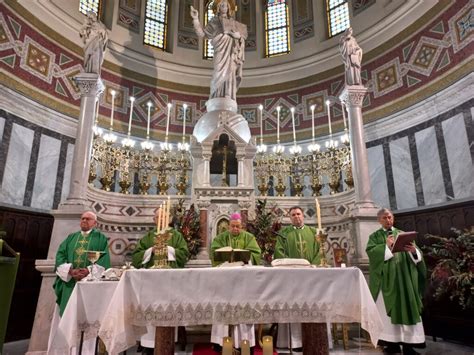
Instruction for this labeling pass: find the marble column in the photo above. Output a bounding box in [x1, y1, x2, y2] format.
[237, 154, 245, 187]
[66, 73, 105, 205]
[27, 74, 104, 354]
[339, 85, 379, 265]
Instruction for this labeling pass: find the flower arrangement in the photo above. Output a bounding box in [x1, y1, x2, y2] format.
[246, 199, 282, 265]
[423, 227, 474, 309]
[171, 200, 201, 257]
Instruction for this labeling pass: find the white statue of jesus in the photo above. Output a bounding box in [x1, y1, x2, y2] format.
[80, 12, 108, 75]
[190, 0, 247, 101]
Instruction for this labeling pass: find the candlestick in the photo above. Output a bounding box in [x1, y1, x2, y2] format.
[326, 100, 332, 137]
[182, 104, 188, 140]
[222, 337, 233, 355]
[146, 101, 152, 139]
[316, 198, 322, 231]
[109, 90, 116, 130]
[310, 104, 315, 142]
[262, 336, 273, 355]
[290, 107, 296, 145]
[276, 106, 281, 143]
[259, 104, 264, 145]
[128, 97, 135, 136]
[240, 339, 251, 355]
[341, 102, 347, 130]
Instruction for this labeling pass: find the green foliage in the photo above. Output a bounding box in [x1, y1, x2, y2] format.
[423, 227, 474, 309]
[246, 199, 282, 265]
[172, 200, 201, 257]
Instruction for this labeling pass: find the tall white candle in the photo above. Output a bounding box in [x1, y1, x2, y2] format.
[341, 102, 347, 129]
[310, 105, 315, 141]
[182, 104, 188, 139]
[259, 104, 264, 144]
[109, 90, 116, 130]
[326, 100, 332, 137]
[165, 103, 172, 139]
[146, 102, 152, 139]
[316, 198, 322, 231]
[276, 106, 281, 143]
[290, 107, 296, 145]
[128, 97, 135, 136]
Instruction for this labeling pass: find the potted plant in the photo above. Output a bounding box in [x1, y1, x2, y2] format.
[171, 200, 201, 258]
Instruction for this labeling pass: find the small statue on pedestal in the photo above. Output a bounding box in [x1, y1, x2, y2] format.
[339, 27, 363, 86]
[79, 11, 108, 75]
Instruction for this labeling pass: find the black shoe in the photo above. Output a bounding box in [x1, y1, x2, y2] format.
[141, 347, 154, 355]
[383, 344, 402, 354]
[212, 343, 222, 353]
[402, 345, 420, 355]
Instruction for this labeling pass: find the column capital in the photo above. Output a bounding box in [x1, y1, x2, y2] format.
[197, 200, 211, 209]
[73, 73, 105, 97]
[339, 85, 367, 107]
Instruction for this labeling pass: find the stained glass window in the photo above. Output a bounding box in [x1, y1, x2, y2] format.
[204, 1, 215, 60]
[327, 0, 350, 37]
[265, 0, 290, 57]
[79, 0, 101, 16]
[144, 0, 169, 50]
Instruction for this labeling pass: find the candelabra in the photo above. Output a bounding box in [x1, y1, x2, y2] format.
[316, 230, 329, 268]
[152, 229, 171, 269]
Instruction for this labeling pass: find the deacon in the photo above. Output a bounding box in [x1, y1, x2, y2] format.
[210, 212, 261, 352]
[132, 206, 189, 354]
[366, 208, 426, 355]
[48, 211, 110, 354]
[274, 206, 321, 351]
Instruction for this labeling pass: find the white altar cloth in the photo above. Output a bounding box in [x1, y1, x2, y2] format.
[98, 267, 383, 353]
[49, 280, 119, 352]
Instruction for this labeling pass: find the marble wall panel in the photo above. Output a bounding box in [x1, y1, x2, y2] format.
[0, 124, 34, 205]
[390, 137, 418, 210]
[442, 114, 474, 199]
[60, 143, 74, 202]
[0, 117, 5, 144]
[31, 135, 61, 209]
[367, 145, 390, 209]
[415, 126, 445, 205]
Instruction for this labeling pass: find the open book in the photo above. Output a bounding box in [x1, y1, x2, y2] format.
[214, 246, 251, 264]
[391, 231, 418, 253]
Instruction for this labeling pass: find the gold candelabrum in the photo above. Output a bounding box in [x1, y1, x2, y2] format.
[254, 142, 352, 197]
[151, 199, 172, 269]
[89, 135, 191, 195]
[316, 230, 329, 268]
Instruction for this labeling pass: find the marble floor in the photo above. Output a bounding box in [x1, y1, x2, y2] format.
[3, 338, 474, 355]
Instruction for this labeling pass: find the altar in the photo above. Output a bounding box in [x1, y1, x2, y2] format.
[49, 267, 382, 354]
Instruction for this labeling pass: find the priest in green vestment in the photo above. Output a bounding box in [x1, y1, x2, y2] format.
[366, 208, 427, 355]
[53, 211, 110, 316]
[210, 213, 261, 351]
[274, 206, 321, 350]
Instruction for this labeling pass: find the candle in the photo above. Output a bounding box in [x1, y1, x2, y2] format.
[165, 103, 172, 140]
[109, 90, 116, 130]
[165, 196, 171, 229]
[259, 104, 264, 145]
[341, 102, 347, 130]
[276, 106, 281, 143]
[182, 104, 188, 140]
[315, 198, 322, 231]
[146, 102, 152, 139]
[94, 97, 100, 125]
[290, 107, 296, 145]
[326, 100, 332, 137]
[310, 104, 315, 141]
[240, 339, 251, 355]
[262, 335, 273, 355]
[128, 97, 135, 136]
[222, 337, 233, 355]
[156, 206, 161, 232]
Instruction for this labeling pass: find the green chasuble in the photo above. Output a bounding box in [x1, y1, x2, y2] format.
[132, 228, 189, 269]
[210, 230, 261, 266]
[366, 228, 427, 325]
[274, 225, 321, 265]
[53, 229, 110, 316]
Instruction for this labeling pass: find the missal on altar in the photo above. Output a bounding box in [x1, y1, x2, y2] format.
[390, 231, 418, 253]
[214, 246, 251, 263]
